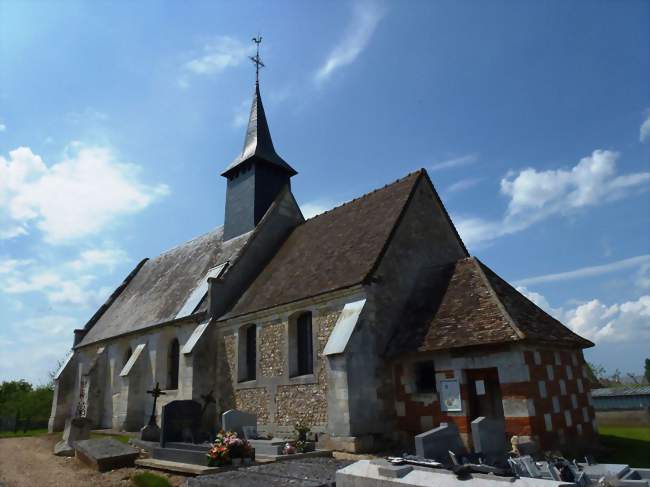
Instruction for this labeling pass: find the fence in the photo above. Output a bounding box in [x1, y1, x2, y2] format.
[0, 414, 49, 433]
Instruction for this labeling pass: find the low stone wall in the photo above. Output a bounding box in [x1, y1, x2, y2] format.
[595, 408, 650, 427]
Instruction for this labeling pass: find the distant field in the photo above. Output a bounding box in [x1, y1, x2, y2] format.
[0, 428, 48, 439]
[0, 429, 131, 445]
[598, 425, 650, 467]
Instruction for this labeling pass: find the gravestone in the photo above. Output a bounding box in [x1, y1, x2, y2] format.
[141, 382, 166, 442]
[470, 416, 507, 463]
[74, 438, 139, 472]
[221, 409, 256, 438]
[161, 400, 203, 447]
[414, 422, 466, 462]
[53, 417, 92, 457]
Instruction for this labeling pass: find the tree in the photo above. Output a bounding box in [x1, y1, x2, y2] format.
[645, 358, 650, 384]
[586, 362, 606, 385]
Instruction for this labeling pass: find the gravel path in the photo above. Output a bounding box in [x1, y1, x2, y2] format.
[0, 434, 187, 487]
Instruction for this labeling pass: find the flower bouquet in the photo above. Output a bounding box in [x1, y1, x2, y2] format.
[206, 430, 253, 467]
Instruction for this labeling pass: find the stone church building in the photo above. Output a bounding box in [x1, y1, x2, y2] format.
[50, 79, 597, 453]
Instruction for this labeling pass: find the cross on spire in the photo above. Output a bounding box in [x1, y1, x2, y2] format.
[250, 36, 264, 85]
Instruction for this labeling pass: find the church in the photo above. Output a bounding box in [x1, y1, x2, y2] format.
[49, 66, 597, 453]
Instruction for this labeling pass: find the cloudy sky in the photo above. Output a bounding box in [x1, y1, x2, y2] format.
[0, 0, 648, 384]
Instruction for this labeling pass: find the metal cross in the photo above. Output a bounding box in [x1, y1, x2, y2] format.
[250, 36, 264, 84]
[146, 382, 166, 426]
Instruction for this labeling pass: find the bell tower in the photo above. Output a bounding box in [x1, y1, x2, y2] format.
[222, 37, 297, 241]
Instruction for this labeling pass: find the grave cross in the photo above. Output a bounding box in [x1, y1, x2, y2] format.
[146, 382, 166, 427]
[200, 390, 216, 415]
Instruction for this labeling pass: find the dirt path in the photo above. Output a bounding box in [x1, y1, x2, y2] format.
[0, 434, 187, 487]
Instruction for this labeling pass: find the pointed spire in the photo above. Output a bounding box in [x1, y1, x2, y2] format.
[221, 38, 296, 178]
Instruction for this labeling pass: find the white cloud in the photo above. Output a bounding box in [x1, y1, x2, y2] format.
[68, 247, 128, 271]
[315, 1, 386, 83]
[66, 107, 108, 125]
[0, 144, 168, 243]
[1, 269, 111, 307]
[446, 177, 482, 194]
[456, 150, 650, 247]
[0, 122, 6, 132]
[0, 258, 33, 274]
[300, 199, 339, 219]
[430, 153, 478, 172]
[517, 286, 650, 344]
[0, 314, 78, 384]
[515, 255, 650, 286]
[233, 99, 251, 128]
[180, 36, 253, 87]
[640, 114, 650, 142]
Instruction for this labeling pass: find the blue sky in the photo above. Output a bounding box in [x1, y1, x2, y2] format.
[0, 0, 648, 384]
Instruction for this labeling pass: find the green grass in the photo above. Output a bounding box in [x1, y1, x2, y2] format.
[597, 425, 650, 467]
[0, 428, 49, 438]
[131, 472, 172, 487]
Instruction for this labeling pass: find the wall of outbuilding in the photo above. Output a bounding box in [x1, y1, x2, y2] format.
[392, 345, 597, 452]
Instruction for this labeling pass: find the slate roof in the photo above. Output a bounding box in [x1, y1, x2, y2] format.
[77, 227, 251, 347]
[222, 84, 297, 177]
[591, 386, 650, 397]
[387, 257, 593, 355]
[222, 171, 424, 318]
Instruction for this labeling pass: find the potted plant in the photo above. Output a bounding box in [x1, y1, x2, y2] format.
[206, 440, 229, 467]
[294, 420, 310, 442]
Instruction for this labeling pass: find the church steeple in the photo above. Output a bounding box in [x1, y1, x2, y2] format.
[222, 37, 297, 241]
[221, 83, 297, 179]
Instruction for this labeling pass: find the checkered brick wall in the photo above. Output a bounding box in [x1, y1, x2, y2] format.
[524, 349, 597, 449]
[392, 346, 596, 451]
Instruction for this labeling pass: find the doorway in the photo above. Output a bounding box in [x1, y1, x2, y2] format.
[466, 368, 504, 421]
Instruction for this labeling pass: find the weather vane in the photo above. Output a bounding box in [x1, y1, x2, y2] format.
[250, 35, 264, 84]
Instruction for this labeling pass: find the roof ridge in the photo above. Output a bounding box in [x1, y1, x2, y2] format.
[303, 169, 424, 223]
[476, 258, 593, 346]
[152, 226, 225, 260]
[471, 256, 527, 340]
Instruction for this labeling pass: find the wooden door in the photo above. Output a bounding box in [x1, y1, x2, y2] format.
[466, 367, 504, 421]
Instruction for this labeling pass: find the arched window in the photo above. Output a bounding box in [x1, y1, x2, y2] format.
[290, 312, 313, 377]
[168, 339, 180, 390]
[123, 347, 132, 367]
[237, 324, 256, 382]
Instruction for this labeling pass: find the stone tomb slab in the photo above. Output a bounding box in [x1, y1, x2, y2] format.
[161, 400, 203, 446]
[186, 458, 353, 487]
[53, 417, 92, 457]
[415, 422, 466, 462]
[74, 438, 139, 472]
[221, 409, 256, 438]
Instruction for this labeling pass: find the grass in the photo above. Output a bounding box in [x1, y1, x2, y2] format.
[597, 425, 650, 467]
[0, 428, 49, 439]
[131, 472, 172, 487]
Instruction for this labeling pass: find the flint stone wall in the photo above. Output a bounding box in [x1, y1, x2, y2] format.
[218, 299, 345, 436]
